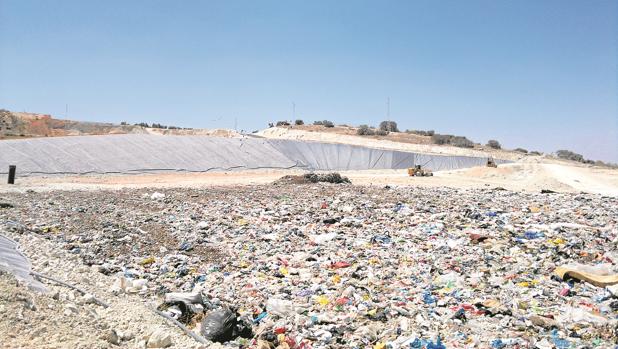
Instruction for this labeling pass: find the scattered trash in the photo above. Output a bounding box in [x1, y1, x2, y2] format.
[520, 230, 545, 240]
[529, 315, 557, 329]
[150, 192, 165, 200]
[1, 185, 617, 348]
[267, 298, 295, 317]
[274, 172, 351, 184]
[554, 264, 618, 287]
[200, 307, 236, 342]
[200, 307, 252, 343]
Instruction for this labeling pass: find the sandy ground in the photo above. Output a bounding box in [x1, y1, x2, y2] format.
[1, 161, 617, 196]
[345, 162, 618, 195]
[256, 127, 522, 160]
[0, 170, 304, 192]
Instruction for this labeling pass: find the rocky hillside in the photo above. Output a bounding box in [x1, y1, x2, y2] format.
[0, 110, 240, 139]
[0, 109, 137, 138]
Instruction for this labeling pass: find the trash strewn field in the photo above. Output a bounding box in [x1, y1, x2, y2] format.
[1, 184, 617, 348]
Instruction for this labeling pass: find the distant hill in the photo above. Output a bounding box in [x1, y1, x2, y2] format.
[0, 109, 239, 138]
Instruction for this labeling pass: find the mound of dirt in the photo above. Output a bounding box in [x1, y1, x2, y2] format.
[274, 172, 351, 185]
[257, 127, 520, 160]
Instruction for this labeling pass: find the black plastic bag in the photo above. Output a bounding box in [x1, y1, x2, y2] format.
[200, 307, 237, 343]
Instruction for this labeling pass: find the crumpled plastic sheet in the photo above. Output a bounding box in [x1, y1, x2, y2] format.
[0, 232, 46, 292]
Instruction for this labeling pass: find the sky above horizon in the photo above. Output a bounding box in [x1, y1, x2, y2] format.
[0, 0, 616, 162]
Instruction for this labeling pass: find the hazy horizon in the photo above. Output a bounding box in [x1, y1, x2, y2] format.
[1, 0, 616, 162]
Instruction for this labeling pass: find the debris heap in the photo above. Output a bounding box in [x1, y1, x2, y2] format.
[1, 185, 617, 348]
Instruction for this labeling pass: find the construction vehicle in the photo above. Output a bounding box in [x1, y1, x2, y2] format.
[487, 157, 497, 168]
[408, 165, 433, 177]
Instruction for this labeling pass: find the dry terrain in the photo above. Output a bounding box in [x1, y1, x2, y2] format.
[0, 110, 239, 139]
[2, 158, 617, 196]
[257, 127, 522, 160]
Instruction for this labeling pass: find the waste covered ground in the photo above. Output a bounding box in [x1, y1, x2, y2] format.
[1, 183, 618, 348]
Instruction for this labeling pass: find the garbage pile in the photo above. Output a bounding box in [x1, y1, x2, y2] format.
[1, 185, 617, 348]
[274, 172, 351, 185]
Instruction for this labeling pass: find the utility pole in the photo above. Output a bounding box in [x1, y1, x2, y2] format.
[65, 104, 68, 119]
[292, 102, 296, 120]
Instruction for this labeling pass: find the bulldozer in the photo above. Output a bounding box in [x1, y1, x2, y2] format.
[487, 157, 497, 168]
[408, 165, 433, 177]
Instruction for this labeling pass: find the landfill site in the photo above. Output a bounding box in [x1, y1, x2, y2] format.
[1, 125, 618, 349]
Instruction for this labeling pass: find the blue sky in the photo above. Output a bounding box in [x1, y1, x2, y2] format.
[1, 0, 616, 162]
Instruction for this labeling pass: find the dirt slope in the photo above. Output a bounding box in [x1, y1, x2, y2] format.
[257, 127, 521, 160]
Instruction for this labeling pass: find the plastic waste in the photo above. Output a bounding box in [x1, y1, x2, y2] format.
[150, 192, 165, 200]
[557, 306, 609, 325]
[554, 263, 618, 287]
[200, 307, 237, 343]
[5, 182, 618, 348]
[310, 232, 337, 244]
[266, 298, 295, 317]
[550, 330, 570, 349]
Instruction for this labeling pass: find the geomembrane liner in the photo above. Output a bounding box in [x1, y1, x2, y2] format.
[0, 134, 509, 176]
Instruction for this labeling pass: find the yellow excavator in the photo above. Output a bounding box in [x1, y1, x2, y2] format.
[408, 164, 433, 177]
[487, 157, 497, 168]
